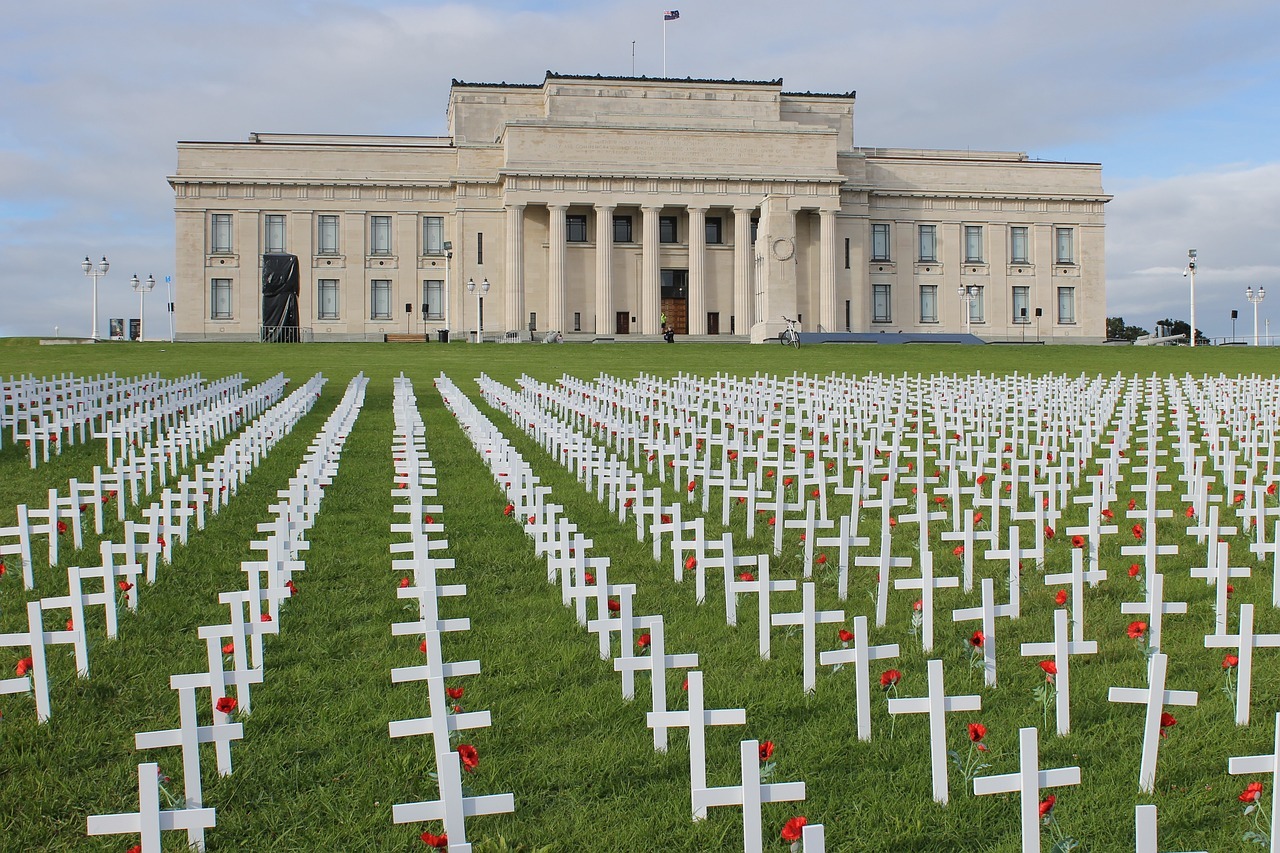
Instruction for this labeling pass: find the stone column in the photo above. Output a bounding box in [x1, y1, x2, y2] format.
[594, 203, 615, 336]
[504, 204, 525, 335]
[819, 209, 837, 333]
[733, 207, 754, 335]
[548, 203, 568, 334]
[687, 205, 707, 335]
[641, 205, 661, 335]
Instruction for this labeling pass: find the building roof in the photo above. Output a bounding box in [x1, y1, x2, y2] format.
[450, 71, 853, 99]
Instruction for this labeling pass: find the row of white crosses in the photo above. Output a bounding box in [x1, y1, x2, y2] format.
[87, 371, 362, 853]
[1, 372, 289, 589]
[386, 375, 514, 853]
[1, 373, 325, 725]
[448, 374, 825, 853]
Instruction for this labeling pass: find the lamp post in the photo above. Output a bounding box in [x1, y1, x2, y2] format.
[1246, 286, 1266, 346]
[957, 284, 979, 336]
[82, 255, 109, 341]
[1185, 249, 1197, 348]
[443, 241, 453, 339]
[130, 274, 155, 342]
[466, 277, 489, 343]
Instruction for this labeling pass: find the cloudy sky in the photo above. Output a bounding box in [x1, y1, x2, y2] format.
[3, 0, 1279, 340]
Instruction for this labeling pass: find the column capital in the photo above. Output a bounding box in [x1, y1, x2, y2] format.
[548, 202, 570, 212]
[594, 201, 617, 211]
[504, 201, 527, 211]
[733, 206, 756, 215]
[641, 204, 663, 213]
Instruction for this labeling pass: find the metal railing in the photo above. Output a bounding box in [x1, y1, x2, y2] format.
[259, 325, 313, 343]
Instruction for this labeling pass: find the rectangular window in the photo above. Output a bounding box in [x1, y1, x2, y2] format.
[659, 216, 678, 244]
[873, 284, 892, 323]
[1010, 226, 1029, 264]
[423, 279, 443, 320]
[573, 312, 582, 332]
[529, 312, 537, 331]
[210, 279, 232, 319]
[210, 214, 233, 254]
[423, 216, 444, 255]
[871, 223, 891, 261]
[1012, 285, 1030, 323]
[317, 279, 339, 320]
[566, 215, 588, 243]
[844, 237, 850, 269]
[918, 225, 937, 263]
[964, 226, 984, 263]
[967, 286, 986, 323]
[1055, 228, 1075, 264]
[370, 216, 392, 255]
[370, 279, 392, 319]
[317, 215, 339, 255]
[613, 215, 633, 243]
[264, 215, 286, 254]
[919, 285, 938, 323]
[1057, 287, 1076, 324]
[750, 218, 759, 243]
[476, 232, 483, 264]
[705, 216, 723, 245]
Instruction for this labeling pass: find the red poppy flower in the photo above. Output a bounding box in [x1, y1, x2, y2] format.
[1039, 660, 1058, 678]
[1128, 498, 1137, 511]
[1128, 564, 1141, 578]
[1055, 589, 1068, 606]
[118, 580, 134, 592]
[1185, 505, 1196, 518]
[1044, 525, 1055, 539]
[684, 555, 697, 571]
[974, 512, 984, 524]
[584, 572, 596, 585]
[1240, 782, 1264, 803]
[968, 722, 986, 742]
[838, 628, 854, 643]
[607, 598, 621, 612]
[420, 831, 448, 849]
[811, 488, 820, 498]
[1269, 483, 1278, 496]
[56, 521, 67, 534]
[767, 516, 776, 526]
[222, 641, 234, 655]
[286, 580, 298, 596]
[503, 503, 514, 516]
[1223, 654, 1239, 669]
[976, 475, 988, 486]
[0, 561, 5, 577]
[420, 639, 428, 653]
[1070, 536, 1084, 549]
[128, 845, 143, 853]
[1101, 508, 1114, 519]
[1132, 524, 1144, 540]
[457, 743, 479, 772]
[424, 514, 434, 525]
[1127, 621, 1147, 640]
[681, 677, 689, 691]
[1234, 493, 1245, 504]
[446, 686, 464, 701]
[969, 630, 984, 648]
[952, 545, 965, 557]
[1039, 795, 1056, 817]
[1160, 712, 1176, 735]
[759, 740, 774, 762]
[637, 633, 651, 649]
[888, 517, 898, 528]
[913, 599, 922, 612]
[16, 656, 33, 677]
[661, 514, 672, 525]
[157, 536, 166, 547]
[624, 498, 635, 508]
[399, 577, 411, 588]
[816, 554, 828, 565]
[780, 816, 807, 842]
[687, 481, 696, 492]
[215, 696, 237, 714]
[880, 669, 902, 688]
[738, 571, 755, 582]
[260, 613, 272, 622]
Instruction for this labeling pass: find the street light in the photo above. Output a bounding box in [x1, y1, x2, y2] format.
[1246, 286, 1266, 346]
[1185, 249, 1197, 348]
[130, 274, 155, 342]
[82, 255, 109, 341]
[957, 284, 979, 336]
[466, 277, 489, 343]
[443, 241, 453, 339]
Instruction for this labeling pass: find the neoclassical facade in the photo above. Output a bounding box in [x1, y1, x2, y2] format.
[170, 73, 1109, 343]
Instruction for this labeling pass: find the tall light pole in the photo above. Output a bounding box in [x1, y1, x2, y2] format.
[466, 277, 489, 343]
[131, 274, 155, 342]
[1185, 249, 1197, 348]
[1246, 286, 1266, 346]
[957, 284, 978, 336]
[82, 255, 109, 341]
[443, 241, 453, 339]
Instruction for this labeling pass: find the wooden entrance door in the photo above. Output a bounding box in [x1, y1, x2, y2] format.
[706, 312, 720, 335]
[661, 298, 688, 334]
[615, 311, 630, 335]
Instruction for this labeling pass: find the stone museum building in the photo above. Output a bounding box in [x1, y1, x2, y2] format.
[169, 72, 1109, 343]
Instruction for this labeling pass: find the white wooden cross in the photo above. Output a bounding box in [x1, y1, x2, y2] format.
[736, 555, 797, 660]
[1190, 539, 1252, 635]
[1120, 571, 1187, 653]
[645, 670, 746, 820]
[86, 762, 217, 853]
[770, 582, 845, 694]
[888, 658, 982, 804]
[1204, 603, 1280, 727]
[1134, 804, 1209, 853]
[815, 514, 870, 601]
[391, 749, 515, 853]
[940, 509, 979, 593]
[1120, 520, 1180, 579]
[1044, 548, 1106, 644]
[0, 503, 36, 588]
[613, 617, 698, 749]
[1227, 711, 1280, 853]
[983, 524, 1029, 621]
[972, 726, 1081, 853]
[1107, 652, 1199, 793]
[693, 739, 806, 853]
[817, 615, 900, 741]
[586, 582, 659, 676]
[784, 500, 834, 578]
[1019, 609, 1097, 736]
[894, 551, 959, 652]
[951, 577, 1014, 687]
[389, 673, 493, 772]
[0, 600, 74, 721]
[702, 532, 760, 627]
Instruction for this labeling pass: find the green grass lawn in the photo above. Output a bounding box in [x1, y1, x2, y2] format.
[0, 339, 1277, 852]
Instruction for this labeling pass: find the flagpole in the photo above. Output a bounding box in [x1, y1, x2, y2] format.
[663, 19, 667, 76]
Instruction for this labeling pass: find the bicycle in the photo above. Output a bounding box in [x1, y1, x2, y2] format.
[779, 316, 801, 348]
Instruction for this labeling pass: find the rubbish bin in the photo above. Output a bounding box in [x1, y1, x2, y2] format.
[437, 329, 450, 343]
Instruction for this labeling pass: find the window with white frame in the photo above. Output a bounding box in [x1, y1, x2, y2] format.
[423, 279, 443, 320]
[1012, 285, 1030, 324]
[1009, 226, 1029, 264]
[871, 223, 891, 261]
[317, 215, 340, 255]
[918, 225, 936, 262]
[873, 284, 892, 322]
[967, 285, 986, 323]
[210, 214, 233, 254]
[919, 285, 938, 323]
[317, 279, 339, 320]
[370, 216, 392, 255]
[210, 279, 232, 319]
[1057, 287, 1076, 323]
[423, 216, 444, 255]
[370, 279, 392, 319]
[1055, 227, 1075, 264]
[264, 215, 286, 254]
[964, 226, 984, 263]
